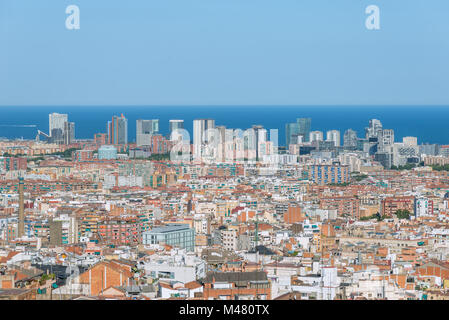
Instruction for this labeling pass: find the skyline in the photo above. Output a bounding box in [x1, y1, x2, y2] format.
[1, 106, 449, 146]
[2, 0, 449, 304]
[1, 0, 449, 106]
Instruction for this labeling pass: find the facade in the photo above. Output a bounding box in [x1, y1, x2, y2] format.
[0, 157, 27, 172]
[365, 119, 383, 139]
[440, 145, 449, 157]
[169, 120, 185, 142]
[378, 129, 394, 152]
[63, 122, 75, 145]
[419, 143, 440, 156]
[307, 164, 350, 185]
[72, 150, 94, 162]
[320, 196, 360, 218]
[203, 271, 271, 300]
[221, 229, 238, 251]
[381, 196, 415, 217]
[309, 131, 324, 143]
[98, 145, 118, 160]
[108, 114, 128, 145]
[285, 122, 300, 147]
[284, 206, 303, 224]
[169, 120, 184, 133]
[98, 217, 140, 246]
[286, 118, 311, 146]
[142, 250, 206, 283]
[193, 119, 215, 161]
[136, 119, 160, 147]
[392, 140, 419, 167]
[414, 198, 434, 218]
[296, 118, 311, 143]
[326, 130, 340, 147]
[343, 129, 358, 148]
[94, 133, 108, 145]
[150, 134, 172, 154]
[49, 113, 68, 137]
[142, 224, 195, 251]
[48, 113, 74, 145]
[77, 261, 133, 296]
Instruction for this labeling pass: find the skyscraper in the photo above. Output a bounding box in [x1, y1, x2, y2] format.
[108, 114, 128, 145]
[49, 113, 68, 137]
[136, 119, 159, 146]
[285, 122, 299, 147]
[48, 113, 74, 145]
[326, 130, 341, 147]
[64, 121, 75, 145]
[169, 120, 184, 133]
[169, 120, 185, 142]
[365, 119, 383, 139]
[216, 125, 227, 162]
[378, 129, 394, 152]
[193, 119, 215, 161]
[252, 125, 267, 161]
[310, 131, 324, 142]
[344, 129, 358, 148]
[297, 118, 311, 143]
[286, 118, 311, 146]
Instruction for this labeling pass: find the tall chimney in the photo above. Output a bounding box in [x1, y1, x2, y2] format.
[18, 177, 25, 238]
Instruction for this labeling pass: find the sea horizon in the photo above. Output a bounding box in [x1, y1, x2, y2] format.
[0, 105, 448, 146]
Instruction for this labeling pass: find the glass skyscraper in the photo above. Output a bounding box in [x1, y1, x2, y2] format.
[286, 118, 311, 146]
[136, 119, 160, 146]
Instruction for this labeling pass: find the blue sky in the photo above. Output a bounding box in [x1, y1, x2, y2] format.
[1, 0, 449, 106]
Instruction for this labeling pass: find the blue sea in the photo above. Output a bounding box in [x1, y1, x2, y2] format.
[0, 106, 448, 146]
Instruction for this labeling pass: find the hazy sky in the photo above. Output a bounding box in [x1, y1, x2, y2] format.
[1, 0, 449, 106]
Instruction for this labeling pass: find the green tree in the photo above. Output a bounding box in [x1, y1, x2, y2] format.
[394, 209, 411, 220]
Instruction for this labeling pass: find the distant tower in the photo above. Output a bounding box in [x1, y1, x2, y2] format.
[193, 119, 215, 161]
[18, 177, 25, 238]
[108, 114, 128, 145]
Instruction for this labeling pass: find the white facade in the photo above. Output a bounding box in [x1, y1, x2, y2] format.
[49, 113, 68, 136]
[326, 130, 341, 147]
[141, 249, 206, 283]
[193, 119, 215, 161]
[309, 131, 324, 142]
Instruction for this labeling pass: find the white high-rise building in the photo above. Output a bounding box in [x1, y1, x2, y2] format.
[49, 113, 75, 144]
[169, 120, 185, 142]
[309, 131, 324, 142]
[365, 119, 383, 139]
[193, 119, 215, 161]
[49, 113, 68, 137]
[378, 129, 395, 152]
[326, 130, 341, 147]
[169, 120, 184, 133]
[343, 129, 358, 148]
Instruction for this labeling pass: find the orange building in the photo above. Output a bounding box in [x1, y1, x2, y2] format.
[202, 271, 271, 300]
[78, 260, 134, 296]
[284, 206, 303, 224]
[381, 196, 415, 216]
[416, 260, 449, 281]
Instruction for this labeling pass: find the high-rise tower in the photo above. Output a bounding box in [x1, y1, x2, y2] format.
[108, 114, 128, 145]
[193, 119, 215, 161]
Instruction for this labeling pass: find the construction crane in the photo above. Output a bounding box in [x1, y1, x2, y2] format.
[36, 130, 50, 142]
